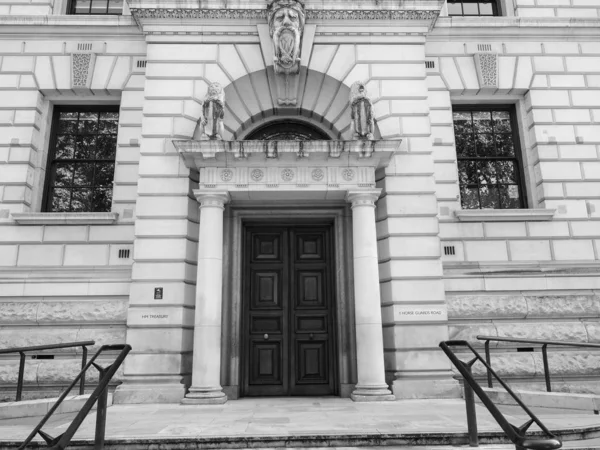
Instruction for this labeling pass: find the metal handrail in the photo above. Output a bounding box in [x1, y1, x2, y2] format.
[0, 341, 95, 402]
[478, 335, 600, 392]
[19, 344, 131, 450]
[440, 340, 562, 450]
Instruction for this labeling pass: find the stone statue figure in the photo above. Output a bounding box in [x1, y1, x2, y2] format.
[201, 82, 225, 140]
[350, 81, 374, 140]
[267, 0, 305, 75]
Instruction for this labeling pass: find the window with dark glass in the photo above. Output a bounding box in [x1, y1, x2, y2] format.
[68, 0, 122, 14]
[44, 107, 119, 213]
[447, 0, 499, 16]
[453, 107, 525, 210]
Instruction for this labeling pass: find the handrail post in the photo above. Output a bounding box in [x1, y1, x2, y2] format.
[541, 344, 551, 392]
[484, 340, 492, 388]
[94, 365, 110, 450]
[462, 359, 479, 447]
[80, 345, 88, 396]
[16, 351, 26, 402]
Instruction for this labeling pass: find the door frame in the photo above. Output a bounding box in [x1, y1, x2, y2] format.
[220, 206, 357, 399]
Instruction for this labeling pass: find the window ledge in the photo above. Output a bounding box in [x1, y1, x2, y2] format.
[454, 209, 556, 222]
[11, 212, 119, 225]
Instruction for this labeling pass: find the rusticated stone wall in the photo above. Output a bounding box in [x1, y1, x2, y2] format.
[0, 272, 129, 400]
[447, 293, 600, 393]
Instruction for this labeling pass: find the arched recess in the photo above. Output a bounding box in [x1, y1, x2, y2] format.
[216, 66, 381, 141]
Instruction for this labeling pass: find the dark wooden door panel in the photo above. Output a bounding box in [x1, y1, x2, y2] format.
[251, 270, 282, 309]
[243, 225, 335, 397]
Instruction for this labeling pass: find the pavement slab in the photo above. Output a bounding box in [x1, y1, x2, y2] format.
[1, 397, 599, 448]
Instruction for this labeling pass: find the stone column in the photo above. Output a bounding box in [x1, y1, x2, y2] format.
[182, 190, 230, 405]
[346, 189, 395, 402]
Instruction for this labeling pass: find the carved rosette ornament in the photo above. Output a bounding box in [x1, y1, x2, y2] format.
[350, 81, 375, 140]
[201, 82, 225, 140]
[267, 0, 305, 75]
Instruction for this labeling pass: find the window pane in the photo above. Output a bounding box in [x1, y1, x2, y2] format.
[495, 133, 515, 156]
[479, 2, 495, 15]
[493, 111, 512, 133]
[53, 164, 74, 187]
[99, 113, 119, 134]
[90, 0, 107, 13]
[55, 135, 76, 159]
[496, 160, 518, 184]
[499, 185, 521, 209]
[58, 113, 78, 134]
[460, 186, 480, 209]
[479, 185, 500, 209]
[71, 189, 92, 212]
[95, 163, 115, 186]
[78, 112, 98, 134]
[51, 188, 71, 212]
[73, 0, 91, 13]
[107, 0, 123, 14]
[73, 162, 95, 186]
[475, 133, 495, 156]
[472, 111, 492, 133]
[92, 188, 113, 211]
[463, 2, 479, 15]
[458, 160, 478, 185]
[96, 135, 117, 159]
[75, 136, 95, 159]
[477, 160, 497, 185]
[447, 2, 463, 15]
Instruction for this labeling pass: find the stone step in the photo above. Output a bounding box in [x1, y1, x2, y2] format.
[482, 387, 600, 412]
[1, 426, 599, 450]
[0, 393, 113, 420]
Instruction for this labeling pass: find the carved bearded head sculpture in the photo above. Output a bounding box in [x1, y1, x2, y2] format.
[267, 0, 305, 75]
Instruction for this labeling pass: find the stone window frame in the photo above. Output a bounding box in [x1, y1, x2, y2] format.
[42, 105, 120, 213]
[452, 104, 528, 211]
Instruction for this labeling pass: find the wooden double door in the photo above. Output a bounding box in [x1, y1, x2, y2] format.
[242, 224, 336, 396]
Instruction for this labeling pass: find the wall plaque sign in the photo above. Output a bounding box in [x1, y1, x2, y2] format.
[154, 287, 163, 300]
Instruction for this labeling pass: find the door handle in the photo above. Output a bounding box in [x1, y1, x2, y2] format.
[264, 334, 269, 340]
[309, 333, 314, 340]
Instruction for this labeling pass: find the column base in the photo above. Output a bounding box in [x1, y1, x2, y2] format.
[392, 372, 461, 399]
[351, 385, 395, 402]
[181, 386, 227, 405]
[113, 378, 186, 404]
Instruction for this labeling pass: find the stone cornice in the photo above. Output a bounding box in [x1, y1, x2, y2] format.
[431, 17, 600, 40]
[0, 15, 140, 36]
[173, 140, 400, 170]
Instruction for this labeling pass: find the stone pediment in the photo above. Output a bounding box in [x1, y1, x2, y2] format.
[172, 139, 399, 201]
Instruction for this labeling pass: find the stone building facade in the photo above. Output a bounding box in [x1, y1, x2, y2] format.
[0, 0, 599, 403]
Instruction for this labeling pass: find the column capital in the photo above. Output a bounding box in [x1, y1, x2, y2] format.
[193, 189, 230, 208]
[345, 189, 382, 208]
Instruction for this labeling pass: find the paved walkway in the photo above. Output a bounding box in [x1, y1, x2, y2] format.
[1, 398, 599, 446]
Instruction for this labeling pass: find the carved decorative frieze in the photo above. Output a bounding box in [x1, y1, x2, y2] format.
[129, 8, 438, 21]
[71, 52, 96, 89]
[474, 53, 499, 90]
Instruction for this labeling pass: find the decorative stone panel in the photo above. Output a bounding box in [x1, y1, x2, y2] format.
[71, 52, 97, 90]
[474, 53, 498, 90]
